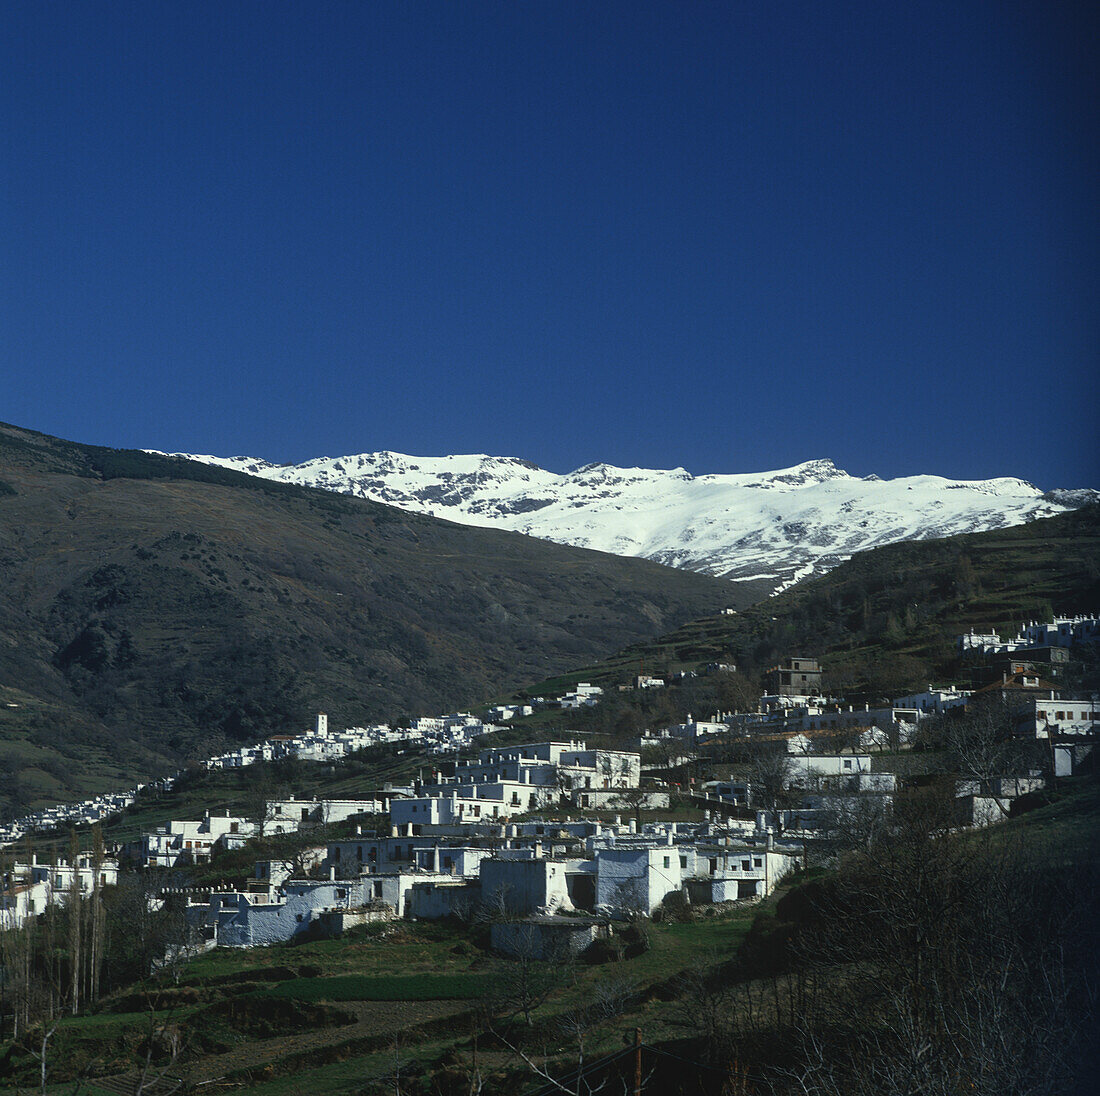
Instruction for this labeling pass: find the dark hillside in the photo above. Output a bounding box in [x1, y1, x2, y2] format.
[0, 422, 742, 816]
[513, 504, 1100, 701]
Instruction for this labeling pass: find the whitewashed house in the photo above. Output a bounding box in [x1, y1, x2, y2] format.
[893, 686, 971, 714]
[688, 839, 798, 903]
[558, 683, 604, 709]
[1016, 697, 1100, 738]
[0, 854, 119, 930]
[140, 813, 256, 868]
[594, 846, 686, 917]
[480, 853, 578, 916]
[786, 755, 873, 789]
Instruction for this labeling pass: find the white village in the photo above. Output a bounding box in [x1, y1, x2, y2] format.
[4, 615, 1095, 974]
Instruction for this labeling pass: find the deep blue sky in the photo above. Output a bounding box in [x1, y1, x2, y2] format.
[2, 2, 1096, 486]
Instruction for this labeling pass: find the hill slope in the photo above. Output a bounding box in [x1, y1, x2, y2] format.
[166, 449, 1095, 591]
[513, 504, 1100, 701]
[0, 423, 741, 816]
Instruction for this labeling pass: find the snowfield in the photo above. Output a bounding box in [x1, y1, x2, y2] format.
[153, 450, 1095, 595]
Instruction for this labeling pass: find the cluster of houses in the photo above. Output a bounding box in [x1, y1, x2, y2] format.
[696, 752, 1049, 834]
[0, 788, 144, 851]
[202, 711, 504, 771]
[637, 659, 968, 753]
[957, 614, 1100, 656]
[640, 644, 1098, 759]
[488, 683, 604, 718]
[125, 739, 647, 872]
[1, 851, 120, 931]
[0, 708, 505, 850]
[129, 793, 409, 871]
[4, 613, 1096, 952]
[187, 812, 802, 950]
[99, 736, 794, 949]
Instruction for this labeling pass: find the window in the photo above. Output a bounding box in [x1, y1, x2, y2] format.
[754, 858, 762, 868]
[663, 856, 670, 869]
[742, 859, 751, 871]
[680, 856, 687, 868]
[843, 760, 852, 770]
[356, 846, 363, 861]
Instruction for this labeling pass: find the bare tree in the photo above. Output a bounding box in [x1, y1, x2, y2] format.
[133, 988, 188, 1096]
[491, 973, 635, 1096]
[770, 787, 1099, 1096]
[817, 792, 892, 855]
[942, 698, 1038, 819]
[67, 830, 82, 1016]
[490, 926, 571, 1026]
[88, 824, 106, 1006]
[746, 743, 794, 831]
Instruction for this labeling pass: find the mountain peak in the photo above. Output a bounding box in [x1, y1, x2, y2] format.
[165, 446, 1090, 594]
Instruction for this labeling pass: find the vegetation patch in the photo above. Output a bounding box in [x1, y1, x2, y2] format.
[202, 994, 357, 1037]
[263, 972, 487, 1002]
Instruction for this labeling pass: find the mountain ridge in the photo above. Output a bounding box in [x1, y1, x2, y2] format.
[0, 421, 740, 817]
[157, 448, 1096, 593]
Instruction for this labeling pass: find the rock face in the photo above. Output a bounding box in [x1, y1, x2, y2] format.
[165, 450, 1097, 594]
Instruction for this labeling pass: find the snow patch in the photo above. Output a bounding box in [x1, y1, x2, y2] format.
[160, 447, 1091, 595]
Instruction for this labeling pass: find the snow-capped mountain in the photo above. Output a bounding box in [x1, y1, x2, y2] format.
[156, 450, 1096, 594]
